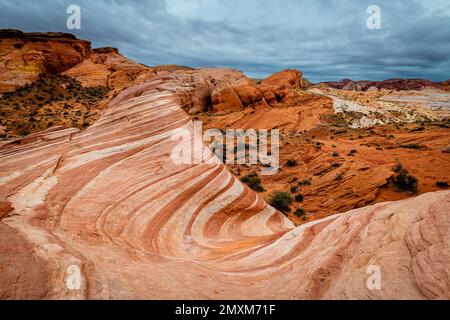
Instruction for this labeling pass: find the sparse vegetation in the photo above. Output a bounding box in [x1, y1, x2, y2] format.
[399, 143, 423, 150]
[298, 178, 312, 186]
[294, 208, 305, 217]
[269, 192, 294, 213]
[0, 74, 110, 138]
[241, 173, 265, 192]
[285, 159, 297, 167]
[295, 194, 304, 202]
[335, 172, 344, 180]
[436, 181, 449, 188]
[290, 185, 299, 193]
[331, 151, 340, 157]
[392, 164, 418, 193]
[332, 162, 341, 168]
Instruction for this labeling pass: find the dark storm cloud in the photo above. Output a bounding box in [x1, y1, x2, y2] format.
[1, 0, 449, 82]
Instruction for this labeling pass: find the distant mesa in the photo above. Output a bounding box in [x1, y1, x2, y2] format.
[322, 78, 449, 91]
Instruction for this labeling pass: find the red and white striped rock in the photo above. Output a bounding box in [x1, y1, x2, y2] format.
[0, 70, 448, 299]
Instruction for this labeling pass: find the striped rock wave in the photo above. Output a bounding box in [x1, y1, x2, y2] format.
[0, 69, 449, 300]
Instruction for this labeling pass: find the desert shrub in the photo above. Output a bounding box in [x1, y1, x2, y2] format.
[285, 159, 297, 167]
[392, 164, 418, 193]
[269, 192, 294, 213]
[298, 178, 312, 186]
[335, 172, 344, 180]
[332, 162, 341, 168]
[290, 185, 299, 193]
[294, 208, 306, 217]
[240, 173, 265, 192]
[442, 147, 450, 154]
[331, 151, 340, 157]
[400, 143, 423, 150]
[295, 194, 304, 202]
[436, 181, 449, 188]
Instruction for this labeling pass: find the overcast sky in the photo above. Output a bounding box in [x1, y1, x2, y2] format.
[1, 0, 449, 82]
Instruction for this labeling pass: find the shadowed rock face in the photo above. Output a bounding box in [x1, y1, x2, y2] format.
[0, 30, 93, 93]
[180, 68, 312, 114]
[0, 69, 448, 300]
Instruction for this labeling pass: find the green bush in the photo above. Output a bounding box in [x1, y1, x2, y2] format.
[240, 173, 265, 192]
[294, 208, 305, 217]
[436, 181, 449, 188]
[298, 178, 312, 186]
[400, 144, 423, 150]
[392, 164, 418, 193]
[285, 159, 297, 167]
[295, 194, 304, 202]
[269, 192, 294, 213]
[290, 185, 299, 193]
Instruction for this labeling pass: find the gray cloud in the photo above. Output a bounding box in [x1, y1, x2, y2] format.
[0, 0, 449, 82]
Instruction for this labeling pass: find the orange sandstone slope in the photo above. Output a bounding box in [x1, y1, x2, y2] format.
[0, 30, 92, 93]
[0, 69, 448, 300]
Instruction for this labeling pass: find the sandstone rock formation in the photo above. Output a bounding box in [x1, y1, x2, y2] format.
[0, 30, 93, 93]
[180, 68, 312, 114]
[0, 30, 161, 140]
[0, 69, 448, 300]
